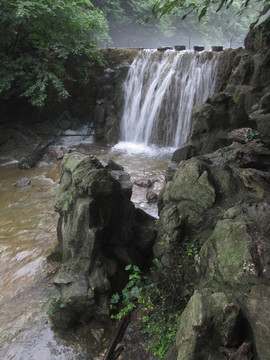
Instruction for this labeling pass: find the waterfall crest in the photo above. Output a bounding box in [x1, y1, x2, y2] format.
[120, 50, 220, 148]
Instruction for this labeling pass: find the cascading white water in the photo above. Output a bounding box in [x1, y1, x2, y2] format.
[120, 49, 220, 148]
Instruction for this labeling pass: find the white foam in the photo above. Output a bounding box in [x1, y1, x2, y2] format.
[0, 159, 18, 166]
[33, 175, 56, 185]
[58, 126, 94, 148]
[112, 141, 175, 159]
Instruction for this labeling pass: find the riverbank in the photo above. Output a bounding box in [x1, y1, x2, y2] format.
[0, 120, 171, 359]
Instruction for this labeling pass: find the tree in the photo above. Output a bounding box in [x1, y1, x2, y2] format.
[151, 0, 267, 21]
[0, 0, 109, 106]
[92, 0, 258, 49]
[153, 0, 259, 48]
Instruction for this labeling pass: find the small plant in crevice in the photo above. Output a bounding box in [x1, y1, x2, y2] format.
[42, 296, 69, 315]
[140, 258, 184, 358]
[246, 130, 260, 142]
[110, 261, 184, 358]
[110, 264, 144, 320]
[109, 229, 202, 358]
[184, 229, 200, 258]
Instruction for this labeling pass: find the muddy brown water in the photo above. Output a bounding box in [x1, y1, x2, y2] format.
[0, 135, 172, 360]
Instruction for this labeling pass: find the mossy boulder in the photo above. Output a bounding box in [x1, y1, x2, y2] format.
[175, 291, 246, 360]
[162, 158, 216, 228]
[158, 138, 270, 359]
[49, 152, 157, 328]
[199, 218, 258, 285]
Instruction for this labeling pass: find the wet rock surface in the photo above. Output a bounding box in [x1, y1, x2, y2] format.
[94, 49, 138, 144]
[14, 177, 31, 187]
[171, 91, 248, 163]
[49, 152, 157, 329]
[157, 138, 270, 359]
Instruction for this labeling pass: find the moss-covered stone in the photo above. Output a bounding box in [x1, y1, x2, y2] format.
[175, 290, 242, 360]
[49, 152, 157, 329]
[159, 135, 270, 359]
[162, 158, 215, 228]
[200, 219, 258, 285]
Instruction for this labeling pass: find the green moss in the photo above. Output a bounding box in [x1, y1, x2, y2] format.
[200, 219, 258, 286]
[233, 89, 241, 103]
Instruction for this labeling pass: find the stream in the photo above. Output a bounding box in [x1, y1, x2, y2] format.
[0, 47, 221, 359]
[0, 133, 172, 359]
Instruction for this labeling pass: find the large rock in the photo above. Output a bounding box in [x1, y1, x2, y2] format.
[161, 158, 216, 227]
[171, 92, 248, 163]
[161, 15, 270, 360]
[175, 291, 247, 360]
[244, 11, 270, 52]
[157, 139, 270, 359]
[49, 152, 157, 328]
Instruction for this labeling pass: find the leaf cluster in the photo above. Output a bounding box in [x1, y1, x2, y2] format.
[152, 0, 267, 20]
[0, 0, 109, 106]
[110, 264, 144, 320]
[109, 227, 204, 358]
[97, 0, 260, 50]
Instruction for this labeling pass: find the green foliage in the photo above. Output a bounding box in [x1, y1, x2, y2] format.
[110, 264, 144, 320]
[42, 296, 69, 315]
[139, 258, 183, 358]
[184, 229, 200, 257]
[110, 262, 183, 358]
[151, 0, 266, 20]
[0, 0, 109, 106]
[149, 0, 260, 47]
[246, 130, 260, 141]
[93, 0, 259, 49]
[142, 311, 180, 358]
[110, 229, 201, 359]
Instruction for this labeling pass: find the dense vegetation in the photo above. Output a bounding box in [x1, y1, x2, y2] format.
[0, 0, 108, 106]
[0, 0, 260, 107]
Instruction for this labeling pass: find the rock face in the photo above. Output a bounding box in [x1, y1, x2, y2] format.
[157, 16, 270, 357]
[244, 11, 270, 52]
[158, 139, 270, 360]
[94, 65, 129, 143]
[171, 92, 248, 164]
[171, 15, 270, 169]
[49, 152, 156, 328]
[94, 49, 138, 144]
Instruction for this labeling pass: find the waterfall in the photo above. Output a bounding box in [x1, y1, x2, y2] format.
[120, 50, 220, 148]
